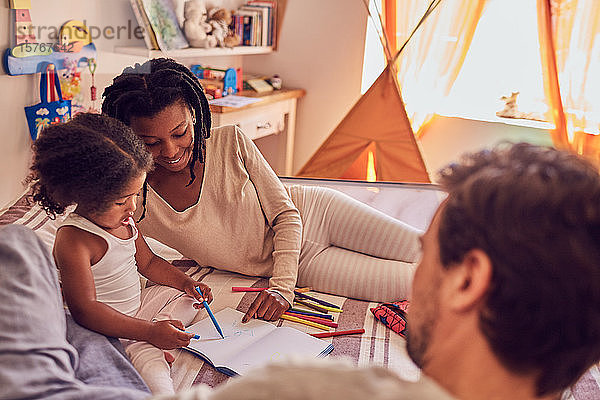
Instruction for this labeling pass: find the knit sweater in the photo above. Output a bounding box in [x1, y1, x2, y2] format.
[137, 125, 302, 304]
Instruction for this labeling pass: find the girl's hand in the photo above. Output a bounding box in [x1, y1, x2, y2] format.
[147, 319, 193, 349]
[183, 280, 213, 304]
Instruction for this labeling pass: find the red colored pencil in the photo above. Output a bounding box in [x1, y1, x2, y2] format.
[283, 312, 338, 328]
[232, 287, 268, 292]
[310, 329, 365, 338]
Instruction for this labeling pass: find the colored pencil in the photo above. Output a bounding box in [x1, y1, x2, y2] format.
[177, 326, 201, 340]
[294, 291, 341, 309]
[197, 288, 224, 339]
[283, 312, 338, 328]
[280, 314, 330, 331]
[310, 329, 365, 338]
[184, 331, 201, 340]
[294, 299, 330, 313]
[295, 287, 312, 293]
[319, 305, 343, 313]
[288, 309, 333, 320]
[232, 287, 267, 292]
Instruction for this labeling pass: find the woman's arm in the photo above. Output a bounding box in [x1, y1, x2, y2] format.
[134, 232, 212, 303]
[55, 227, 193, 349]
[233, 127, 303, 322]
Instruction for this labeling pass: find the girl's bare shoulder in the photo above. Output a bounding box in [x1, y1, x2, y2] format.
[54, 225, 108, 266]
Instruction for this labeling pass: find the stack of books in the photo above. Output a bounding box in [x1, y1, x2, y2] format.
[233, 1, 278, 47]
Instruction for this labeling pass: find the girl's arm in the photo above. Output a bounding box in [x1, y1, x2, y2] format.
[134, 232, 213, 303]
[55, 226, 192, 349]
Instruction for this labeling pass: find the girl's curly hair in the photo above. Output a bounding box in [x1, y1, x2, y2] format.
[28, 113, 153, 218]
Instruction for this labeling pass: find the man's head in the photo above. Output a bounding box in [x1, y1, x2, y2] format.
[407, 143, 600, 397]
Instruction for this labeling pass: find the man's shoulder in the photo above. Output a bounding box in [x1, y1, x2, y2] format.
[207, 358, 456, 400]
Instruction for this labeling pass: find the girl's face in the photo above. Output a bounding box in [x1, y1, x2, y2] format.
[129, 100, 195, 174]
[82, 173, 146, 231]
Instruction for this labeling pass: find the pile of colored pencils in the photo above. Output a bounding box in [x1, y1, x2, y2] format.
[232, 286, 364, 338]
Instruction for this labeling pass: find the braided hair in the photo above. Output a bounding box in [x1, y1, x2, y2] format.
[102, 58, 212, 185]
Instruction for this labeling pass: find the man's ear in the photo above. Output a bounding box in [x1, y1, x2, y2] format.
[444, 249, 492, 312]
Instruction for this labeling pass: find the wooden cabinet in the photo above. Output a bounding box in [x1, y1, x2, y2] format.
[211, 88, 305, 176]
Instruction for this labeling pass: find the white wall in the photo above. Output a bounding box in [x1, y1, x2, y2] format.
[0, 0, 150, 207]
[243, 0, 368, 174]
[0, 0, 555, 207]
[1, 0, 368, 207]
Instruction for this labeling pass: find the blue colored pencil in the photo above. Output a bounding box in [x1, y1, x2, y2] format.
[287, 309, 334, 320]
[185, 331, 201, 340]
[196, 287, 224, 339]
[294, 291, 342, 310]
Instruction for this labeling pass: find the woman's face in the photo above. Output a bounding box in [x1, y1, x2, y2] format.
[130, 100, 195, 173]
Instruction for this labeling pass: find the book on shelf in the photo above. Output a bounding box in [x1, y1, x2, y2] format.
[130, 0, 159, 50]
[235, 8, 260, 46]
[233, 1, 278, 47]
[184, 307, 334, 376]
[239, 5, 269, 46]
[138, 0, 189, 51]
[246, 1, 277, 46]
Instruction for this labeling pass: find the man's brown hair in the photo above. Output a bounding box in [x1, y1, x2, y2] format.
[437, 143, 600, 396]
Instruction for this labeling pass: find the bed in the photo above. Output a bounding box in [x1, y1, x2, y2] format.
[1, 177, 597, 399]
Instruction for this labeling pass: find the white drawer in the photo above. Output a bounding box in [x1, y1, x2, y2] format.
[236, 110, 285, 140]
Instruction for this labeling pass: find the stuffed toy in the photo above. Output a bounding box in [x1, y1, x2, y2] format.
[207, 7, 240, 48]
[183, 0, 217, 48]
[496, 91, 544, 121]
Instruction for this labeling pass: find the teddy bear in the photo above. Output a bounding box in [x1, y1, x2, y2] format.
[206, 7, 240, 48]
[183, 0, 217, 48]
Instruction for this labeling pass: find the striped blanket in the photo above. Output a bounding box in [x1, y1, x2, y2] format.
[1, 184, 598, 399]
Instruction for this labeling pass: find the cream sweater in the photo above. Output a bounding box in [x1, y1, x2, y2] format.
[154, 358, 457, 400]
[137, 125, 302, 304]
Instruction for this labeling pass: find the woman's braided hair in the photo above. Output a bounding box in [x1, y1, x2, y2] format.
[102, 58, 212, 185]
[102, 58, 212, 221]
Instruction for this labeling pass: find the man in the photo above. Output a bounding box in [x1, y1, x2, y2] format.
[2, 143, 599, 400]
[405, 142, 600, 399]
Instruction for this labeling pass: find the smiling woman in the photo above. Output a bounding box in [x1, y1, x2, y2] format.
[102, 58, 424, 325]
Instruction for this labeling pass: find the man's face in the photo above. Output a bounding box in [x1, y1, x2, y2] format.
[406, 205, 445, 369]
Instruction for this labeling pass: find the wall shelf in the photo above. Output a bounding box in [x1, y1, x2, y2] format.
[113, 45, 273, 59]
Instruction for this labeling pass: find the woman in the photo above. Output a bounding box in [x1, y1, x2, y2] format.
[102, 58, 421, 323]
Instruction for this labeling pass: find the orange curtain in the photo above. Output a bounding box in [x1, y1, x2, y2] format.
[537, 0, 600, 162]
[384, 0, 487, 136]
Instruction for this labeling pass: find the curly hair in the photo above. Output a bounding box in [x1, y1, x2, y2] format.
[436, 143, 600, 396]
[101, 58, 211, 186]
[28, 113, 153, 218]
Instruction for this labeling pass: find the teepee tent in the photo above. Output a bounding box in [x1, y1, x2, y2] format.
[297, 64, 430, 182]
[297, 1, 434, 183]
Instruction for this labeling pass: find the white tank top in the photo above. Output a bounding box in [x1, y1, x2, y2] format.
[58, 214, 141, 316]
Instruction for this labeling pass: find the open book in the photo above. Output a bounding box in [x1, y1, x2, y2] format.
[185, 307, 334, 376]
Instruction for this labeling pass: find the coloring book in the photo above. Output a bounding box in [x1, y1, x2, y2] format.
[185, 307, 334, 376]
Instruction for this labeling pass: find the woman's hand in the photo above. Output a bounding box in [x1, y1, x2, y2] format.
[182, 280, 213, 304]
[147, 319, 193, 349]
[242, 290, 289, 323]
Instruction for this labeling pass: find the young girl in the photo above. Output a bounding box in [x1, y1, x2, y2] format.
[28, 113, 213, 394]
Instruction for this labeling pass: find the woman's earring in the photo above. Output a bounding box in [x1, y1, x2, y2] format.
[191, 110, 197, 125]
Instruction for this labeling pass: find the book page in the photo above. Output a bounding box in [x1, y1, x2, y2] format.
[226, 326, 333, 376]
[186, 308, 276, 368]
